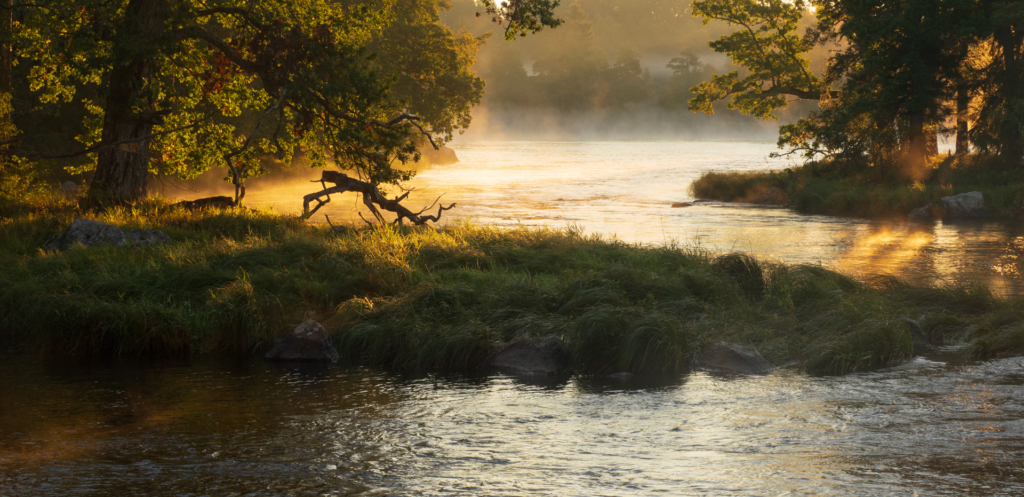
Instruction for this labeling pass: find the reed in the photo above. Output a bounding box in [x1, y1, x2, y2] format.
[1, 194, 1021, 375]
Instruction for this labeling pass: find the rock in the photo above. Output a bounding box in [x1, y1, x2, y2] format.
[902, 318, 932, 356]
[488, 336, 570, 375]
[125, 229, 172, 247]
[671, 202, 692, 208]
[419, 146, 459, 166]
[697, 341, 775, 374]
[171, 196, 236, 211]
[265, 320, 339, 362]
[751, 187, 787, 206]
[941, 191, 989, 221]
[44, 219, 127, 252]
[60, 181, 80, 198]
[43, 219, 171, 252]
[907, 204, 934, 223]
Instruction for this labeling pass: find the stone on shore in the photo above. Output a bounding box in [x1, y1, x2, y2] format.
[43, 219, 171, 252]
[907, 204, 934, 223]
[265, 320, 339, 362]
[697, 341, 775, 374]
[488, 336, 570, 375]
[60, 181, 80, 198]
[941, 191, 989, 221]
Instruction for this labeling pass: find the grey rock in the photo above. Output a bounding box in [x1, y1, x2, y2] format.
[751, 187, 787, 206]
[908, 204, 934, 223]
[265, 320, 339, 362]
[941, 191, 989, 221]
[488, 336, 570, 375]
[902, 317, 932, 356]
[44, 219, 127, 252]
[60, 181, 79, 198]
[44, 219, 171, 252]
[125, 229, 172, 247]
[697, 341, 775, 374]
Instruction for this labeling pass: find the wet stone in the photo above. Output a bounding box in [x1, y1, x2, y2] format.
[697, 341, 775, 374]
[941, 191, 989, 221]
[488, 336, 570, 375]
[265, 320, 339, 363]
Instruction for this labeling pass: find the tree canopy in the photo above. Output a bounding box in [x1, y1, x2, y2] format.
[1, 0, 560, 205]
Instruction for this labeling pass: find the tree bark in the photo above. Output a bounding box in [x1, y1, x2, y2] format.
[906, 112, 927, 174]
[0, 0, 11, 94]
[995, 24, 1024, 167]
[955, 83, 969, 155]
[89, 0, 168, 205]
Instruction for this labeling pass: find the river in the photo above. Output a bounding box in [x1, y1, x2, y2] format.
[2, 351, 1024, 495]
[10, 140, 1022, 495]
[168, 140, 1024, 296]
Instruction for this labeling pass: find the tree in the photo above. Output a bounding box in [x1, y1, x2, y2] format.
[7, 0, 560, 212]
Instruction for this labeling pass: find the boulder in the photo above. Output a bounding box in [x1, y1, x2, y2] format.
[44, 219, 171, 252]
[671, 202, 692, 208]
[902, 318, 932, 356]
[941, 191, 989, 221]
[488, 336, 570, 375]
[265, 320, 339, 362]
[44, 219, 127, 252]
[697, 341, 775, 374]
[907, 204, 934, 223]
[751, 187, 787, 206]
[125, 229, 173, 247]
[60, 181, 80, 198]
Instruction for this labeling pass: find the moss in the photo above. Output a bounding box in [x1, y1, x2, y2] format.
[1, 194, 1022, 375]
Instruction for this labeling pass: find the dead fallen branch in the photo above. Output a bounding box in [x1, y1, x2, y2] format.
[302, 171, 455, 225]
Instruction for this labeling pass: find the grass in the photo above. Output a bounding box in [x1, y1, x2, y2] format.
[690, 154, 1024, 219]
[1, 194, 1023, 376]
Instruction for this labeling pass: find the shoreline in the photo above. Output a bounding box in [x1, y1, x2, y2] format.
[2, 199, 1023, 375]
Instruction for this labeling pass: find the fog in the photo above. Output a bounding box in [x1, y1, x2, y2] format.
[442, 0, 826, 143]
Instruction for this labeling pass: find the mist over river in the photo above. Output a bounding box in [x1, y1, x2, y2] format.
[172, 140, 1024, 296]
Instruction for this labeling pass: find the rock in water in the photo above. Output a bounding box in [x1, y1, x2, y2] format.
[907, 204, 934, 223]
[419, 146, 459, 166]
[902, 318, 932, 356]
[44, 219, 127, 252]
[265, 320, 339, 362]
[488, 336, 570, 375]
[941, 191, 989, 221]
[697, 342, 775, 374]
[60, 181, 80, 198]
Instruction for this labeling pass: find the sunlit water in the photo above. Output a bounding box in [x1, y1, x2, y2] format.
[168, 141, 1024, 295]
[3, 352, 1024, 495]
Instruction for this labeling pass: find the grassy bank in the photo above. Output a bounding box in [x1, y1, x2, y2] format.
[1, 195, 1022, 375]
[691, 155, 1024, 219]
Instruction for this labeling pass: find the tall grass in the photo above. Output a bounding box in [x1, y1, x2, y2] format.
[1, 194, 1022, 375]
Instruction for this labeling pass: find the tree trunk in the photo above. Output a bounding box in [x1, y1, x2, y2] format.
[906, 112, 927, 175]
[995, 24, 1024, 168]
[88, 0, 167, 205]
[0, 0, 11, 94]
[955, 83, 969, 155]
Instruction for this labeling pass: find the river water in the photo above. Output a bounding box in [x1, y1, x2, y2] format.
[13, 141, 1021, 495]
[3, 351, 1024, 495]
[171, 140, 1024, 295]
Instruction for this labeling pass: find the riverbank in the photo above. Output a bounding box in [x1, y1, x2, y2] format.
[690, 154, 1024, 220]
[1, 195, 1022, 375]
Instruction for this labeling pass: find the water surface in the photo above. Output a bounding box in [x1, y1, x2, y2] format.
[2, 353, 1024, 495]
[168, 141, 1024, 294]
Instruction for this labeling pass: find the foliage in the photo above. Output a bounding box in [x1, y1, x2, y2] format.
[9, 0, 491, 203]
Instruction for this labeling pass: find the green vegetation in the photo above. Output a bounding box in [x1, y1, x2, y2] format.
[691, 155, 1024, 219]
[2, 197, 1022, 376]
